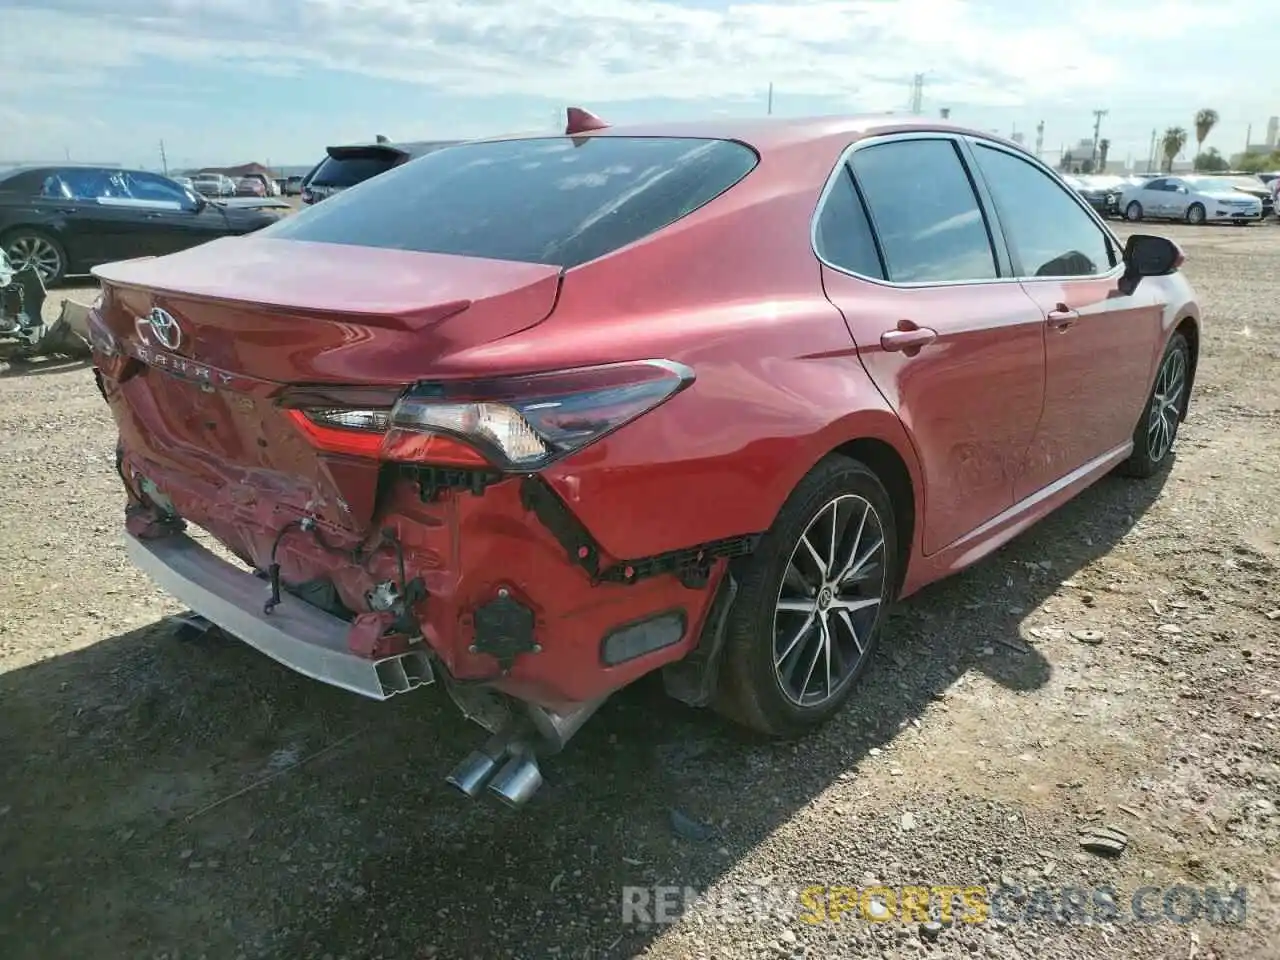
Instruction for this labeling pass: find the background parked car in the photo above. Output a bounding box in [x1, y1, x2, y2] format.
[235, 176, 267, 198]
[1209, 174, 1275, 219]
[281, 175, 305, 196]
[299, 139, 462, 204]
[1120, 175, 1263, 225]
[191, 173, 236, 197]
[0, 166, 281, 283]
[1063, 174, 1123, 218]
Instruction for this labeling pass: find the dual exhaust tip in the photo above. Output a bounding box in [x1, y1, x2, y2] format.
[446, 747, 543, 808]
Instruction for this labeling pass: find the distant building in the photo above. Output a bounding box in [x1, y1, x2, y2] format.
[1011, 131, 1025, 145]
[1267, 116, 1279, 150]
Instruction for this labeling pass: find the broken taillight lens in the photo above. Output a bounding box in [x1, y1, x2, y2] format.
[284, 360, 694, 470]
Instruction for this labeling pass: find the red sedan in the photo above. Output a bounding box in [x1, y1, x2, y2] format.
[87, 110, 1198, 807]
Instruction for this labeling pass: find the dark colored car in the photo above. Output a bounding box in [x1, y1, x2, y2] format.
[300, 139, 462, 205]
[89, 113, 1198, 808]
[1064, 174, 1123, 217]
[0, 166, 282, 284]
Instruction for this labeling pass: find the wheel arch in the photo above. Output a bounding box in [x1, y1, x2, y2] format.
[1174, 315, 1199, 421]
[758, 411, 923, 602]
[830, 436, 916, 599]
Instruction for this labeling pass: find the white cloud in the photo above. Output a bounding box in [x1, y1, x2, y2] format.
[2, 0, 1272, 162]
[3, 0, 1120, 104]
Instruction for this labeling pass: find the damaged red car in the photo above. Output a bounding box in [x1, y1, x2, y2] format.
[88, 110, 1199, 807]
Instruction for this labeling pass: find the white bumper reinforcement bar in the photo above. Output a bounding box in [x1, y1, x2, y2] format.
[125, 531, 434, 700]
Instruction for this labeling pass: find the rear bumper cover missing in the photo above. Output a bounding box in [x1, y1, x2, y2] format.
[125, 531, 433, 700]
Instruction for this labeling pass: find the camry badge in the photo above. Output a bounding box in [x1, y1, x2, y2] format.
[147, 307, 182, 350]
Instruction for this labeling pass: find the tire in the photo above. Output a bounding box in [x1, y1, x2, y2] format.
[2, 229, 67, 285]
[715, 455, 899, 737]
[1186, 203, 1205, 225]
[1121, 332, 1190, 478]
[1125, 201, 1144, 221]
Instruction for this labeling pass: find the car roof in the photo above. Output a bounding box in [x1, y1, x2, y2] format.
[475, 114, 1030, 156]
[0, 163, 169, 182]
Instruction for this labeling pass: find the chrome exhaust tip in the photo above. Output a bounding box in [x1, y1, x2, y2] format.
[487, 753, 544, 808]
[446, 750, 501, 798]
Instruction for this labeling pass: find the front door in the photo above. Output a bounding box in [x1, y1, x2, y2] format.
[965, 139, 1165, 500]
[815, 135, 1047, 555]
[121, 171, 226, 257]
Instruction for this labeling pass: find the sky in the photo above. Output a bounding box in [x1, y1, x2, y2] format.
[3, 0, 1277, 172]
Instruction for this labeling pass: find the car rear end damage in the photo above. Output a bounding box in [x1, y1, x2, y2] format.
[91, 272, 738, 806]
[89, 132, 778, 806]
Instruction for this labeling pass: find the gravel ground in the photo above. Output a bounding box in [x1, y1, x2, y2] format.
[0, 222, 1277, 960]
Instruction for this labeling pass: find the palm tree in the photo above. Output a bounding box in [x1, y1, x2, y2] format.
[1161, 127, 1188, 173]
[1194, 109, 1219, 155]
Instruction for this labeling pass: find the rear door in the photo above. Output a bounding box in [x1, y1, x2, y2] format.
[817, 134, 1047, 556]
[964, 138, 1163, 500]
[1134, 178, 1167, 216]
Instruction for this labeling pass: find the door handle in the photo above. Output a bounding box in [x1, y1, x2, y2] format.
[1047, 303, 1079, 331]
[880, 324, 938, 353]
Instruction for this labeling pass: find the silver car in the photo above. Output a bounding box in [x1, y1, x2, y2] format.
[1120, 175, 1262, 225]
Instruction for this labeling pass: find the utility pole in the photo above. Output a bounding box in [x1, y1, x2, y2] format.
[909, 73, 924, 114]
[1034, 121, 1044, 158]
[1089, 109, 1107, 164]
[1147, 128, 1157, 173]
[159, 140, 168, 176]
[767, 82, 773, 116]
[64, 146, 70, 161]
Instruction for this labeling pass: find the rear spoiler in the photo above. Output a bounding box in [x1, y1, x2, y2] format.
[325, 143, 410, 163]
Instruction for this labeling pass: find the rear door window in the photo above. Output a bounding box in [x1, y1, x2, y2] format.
[848, 138, 999, 284]
[265, 136, 759, 269]
[814, 165, 885, 279]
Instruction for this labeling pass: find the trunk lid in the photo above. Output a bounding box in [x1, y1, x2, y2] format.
[93, 236, 562, 533]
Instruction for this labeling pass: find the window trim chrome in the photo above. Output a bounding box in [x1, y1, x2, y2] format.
[810, 129, 1125, 288]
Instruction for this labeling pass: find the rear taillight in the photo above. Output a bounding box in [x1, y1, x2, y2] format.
[284, 360, 693, 470]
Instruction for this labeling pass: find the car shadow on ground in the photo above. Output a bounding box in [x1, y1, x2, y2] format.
[0, 466, 1170, 960]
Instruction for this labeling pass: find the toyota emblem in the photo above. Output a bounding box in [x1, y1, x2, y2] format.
[147, 307, 182, 350]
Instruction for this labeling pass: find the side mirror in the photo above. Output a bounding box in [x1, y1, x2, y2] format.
[1119, 234, 1182, 295]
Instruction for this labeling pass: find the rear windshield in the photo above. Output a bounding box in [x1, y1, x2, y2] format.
[264, 136, 759, 269]
[307, 154, 401, 187]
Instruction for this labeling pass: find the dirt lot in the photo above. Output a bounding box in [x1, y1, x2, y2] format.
[1, 222, 1278, 960]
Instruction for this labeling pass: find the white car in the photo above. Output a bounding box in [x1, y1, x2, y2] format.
[1120, 175, 1262, 225]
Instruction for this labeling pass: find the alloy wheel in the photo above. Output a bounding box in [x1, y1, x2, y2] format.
[1187, 204, 1205, 225]
[6, 235, 61, 283]
[772, 493, 887, 708]
[1147, 347, 1186, 462]
[1125, 202, 1142, 221]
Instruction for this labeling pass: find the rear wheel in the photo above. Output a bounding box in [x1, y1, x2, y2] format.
[1121, 332, 1190, 478]
[715, 455, 898, 737]
[1125, 201, 1144, 221]
[1186, 203, 1206, 225]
